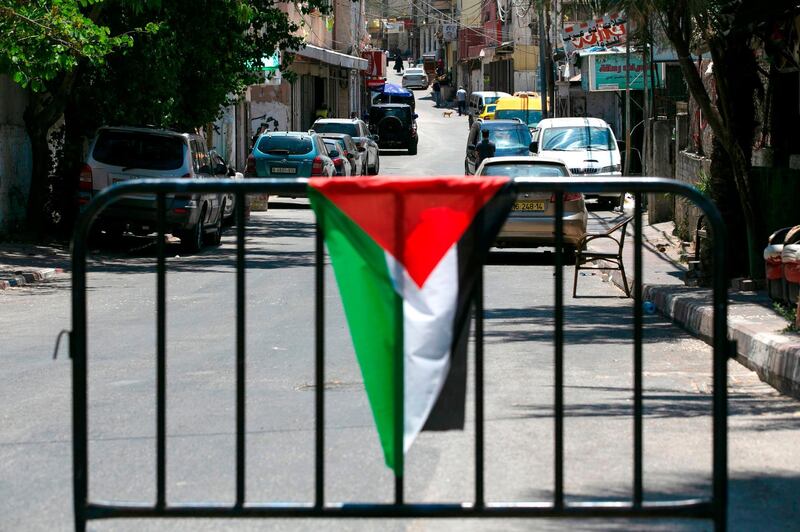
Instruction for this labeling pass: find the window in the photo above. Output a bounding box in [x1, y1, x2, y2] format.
[312, 122, 359, 137]
[489, 127, 527, 148]
[480, 163, 568, 178]
[257, 135, 314, 155]
[92, 131, 185, 171]
[540, 126, 615, 151]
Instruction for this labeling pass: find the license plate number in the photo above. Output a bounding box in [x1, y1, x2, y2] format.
[513, 200, 546, 211]
[271, 167, 296, 174]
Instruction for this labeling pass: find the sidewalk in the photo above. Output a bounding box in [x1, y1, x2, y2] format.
[587, 211, 800, 400]
[0, 241, 70, 289]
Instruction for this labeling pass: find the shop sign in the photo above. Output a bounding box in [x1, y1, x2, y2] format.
[441, 24, 458, 42]
[562, 12, 627, 54]
[581, 52, 663, 92]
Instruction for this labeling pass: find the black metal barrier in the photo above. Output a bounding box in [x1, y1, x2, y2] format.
[70, 177, 729, 531]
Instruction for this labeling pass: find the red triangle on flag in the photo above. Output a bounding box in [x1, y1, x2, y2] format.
[310, 176, 509, 288]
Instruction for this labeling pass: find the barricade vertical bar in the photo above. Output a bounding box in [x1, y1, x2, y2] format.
[315, 222, 325, 508]
[633, 193, 643, 507]
[711, 212, 728, 532]
[475, 268, 485, 507]
[156, 192, 167, 508]
[394, 192, 404, 505]
[72, 210, 89, 532]
[554, 191, 564, 508]
[236, 192, 246, 507]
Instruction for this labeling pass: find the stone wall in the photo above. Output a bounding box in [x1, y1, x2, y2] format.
[674, 150, 711, 241]
[0, 75, 32, 237]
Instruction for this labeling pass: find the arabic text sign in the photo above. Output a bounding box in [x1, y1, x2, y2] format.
[581, 53, 662, 92]
[562, 12, 627, 53]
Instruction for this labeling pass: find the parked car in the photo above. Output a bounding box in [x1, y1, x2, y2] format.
[402, 67, 429, 89]
[467, 91, 512, 126]
[464, 119, 533, 175]
[475, 156, 588, 250]
[318, 133, 364, 175]
[209, 150, 244, 226]
[79, 126, 224, 252]
[311, 118, 381, 174]
[323, 138, 352, 176]
[530, 117, 622, 209]
[478, 103, 497, 121]
[251, 131, 335, 180]
[493, 95, 544, 129]
[368, 103, 418, 154]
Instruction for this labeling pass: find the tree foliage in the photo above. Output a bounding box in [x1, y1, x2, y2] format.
[3, 0, 329, 235]
[0, 0, 148, 91]
[71, 0, 327, 131]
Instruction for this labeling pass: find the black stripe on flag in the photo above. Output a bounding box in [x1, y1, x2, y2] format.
[423, 180, 517, 431]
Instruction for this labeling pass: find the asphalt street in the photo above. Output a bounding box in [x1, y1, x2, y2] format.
[2, 72, 798, 531]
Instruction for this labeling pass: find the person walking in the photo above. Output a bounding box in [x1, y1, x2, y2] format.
[431, 80, 441, 108]
[394, 51, 404, 74]
[456, 86, 467, 116]
[476, 129, 496, 167]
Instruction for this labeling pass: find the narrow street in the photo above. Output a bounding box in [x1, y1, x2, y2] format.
[1, 73, 798, 532]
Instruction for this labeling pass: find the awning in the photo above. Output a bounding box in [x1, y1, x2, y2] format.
[381, 83, 412, 96]
[295, 44, 368, 71]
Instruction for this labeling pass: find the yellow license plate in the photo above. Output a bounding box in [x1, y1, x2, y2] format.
[513, 200, 546, 211]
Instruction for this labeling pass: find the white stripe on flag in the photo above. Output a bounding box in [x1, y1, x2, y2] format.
[385, 245, 459, 452]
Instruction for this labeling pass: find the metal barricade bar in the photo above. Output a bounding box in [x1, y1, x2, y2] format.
[70, 177, 728, 532]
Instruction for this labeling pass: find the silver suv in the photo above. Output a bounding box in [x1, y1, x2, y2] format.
[80, 126, 225, 251]
[310, 118, 381, 175]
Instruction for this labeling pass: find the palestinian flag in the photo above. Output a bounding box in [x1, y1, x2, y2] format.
[308, 176, 515, 471]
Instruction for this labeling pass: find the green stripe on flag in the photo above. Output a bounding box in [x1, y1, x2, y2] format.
[309, 188, 403, 470]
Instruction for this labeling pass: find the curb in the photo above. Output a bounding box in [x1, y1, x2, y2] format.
[0, 267, 64, 290]
[597, 259, 800, 400]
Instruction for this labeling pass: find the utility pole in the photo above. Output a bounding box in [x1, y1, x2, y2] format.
[545, 0, 555, 118]
[538, 2, 548, 118]
[624, 25, 631, 176]
[641, 14, 649, 177]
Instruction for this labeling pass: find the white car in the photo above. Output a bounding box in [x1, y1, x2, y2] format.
[402, 68, 429, 89]
[530, 117, 622, 209]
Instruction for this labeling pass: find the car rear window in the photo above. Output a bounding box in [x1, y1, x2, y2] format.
[92, 131, 185, 170]
[312, 122, 359, 137]
[480, 163, 568, 178]
[489, 127, 528, 148]
[257, 135, 313, 155]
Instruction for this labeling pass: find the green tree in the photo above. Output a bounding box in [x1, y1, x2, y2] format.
[2, 0, 328, 235]
[0, 0, 146, 234]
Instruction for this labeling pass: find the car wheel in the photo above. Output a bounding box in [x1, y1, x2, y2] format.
[205, 214, 222, 246]
[221, 200, 234, 227]
[408, 142, 417, 155]
[182, 213, 205, 252]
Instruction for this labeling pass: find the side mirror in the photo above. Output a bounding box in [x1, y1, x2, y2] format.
[467, 144, 476, 150]
[529, 141, 538, 153]
[346, 152, 355, 159]
[328, 149, 340, 158]
[371, 134, 380, 142]
[413, 113, 419, 119]
[198, 164, 212, 175]
[358, 146, 366, 152]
